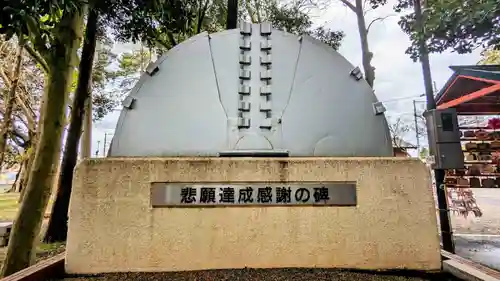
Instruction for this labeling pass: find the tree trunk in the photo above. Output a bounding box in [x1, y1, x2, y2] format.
[44, 9, 99, 243]
[354, 0, 375, 88]
[80, 98, 92, 158]
[18, 140, 35, 203]
[18, 150, 31, 202]
[18, 97, 44, 204]
[0, 38, 24, 168]
[16, 157, 29, 195]
[8, 163, 23, 193]
[226, 0, 239, 29]
[0, 8, 85, 277]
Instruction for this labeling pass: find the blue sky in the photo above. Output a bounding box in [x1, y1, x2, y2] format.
[90, 0, 483, 156]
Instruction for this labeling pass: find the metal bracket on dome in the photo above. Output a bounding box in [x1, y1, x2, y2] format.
[350, 66, 363, 81]
[218, 150, 290, 157]
[372, 101, 386, 115]
[122, 96, 136, 109]
[240, 22, 252, 35]
[260, 22, 272, 35]
[145, 62, 159, 76]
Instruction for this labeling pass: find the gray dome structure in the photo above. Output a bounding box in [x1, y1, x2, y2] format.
[108, 23, 393, 157]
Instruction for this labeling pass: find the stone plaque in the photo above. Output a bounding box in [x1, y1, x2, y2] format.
[151, 182, 356, 207]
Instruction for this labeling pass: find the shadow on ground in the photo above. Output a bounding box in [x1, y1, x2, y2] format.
[49, 269, 460, 281]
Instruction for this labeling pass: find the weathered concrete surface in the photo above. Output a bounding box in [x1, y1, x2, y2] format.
[66, 157, 441, 274]
[448, 189, 500, 272]
[454, 235, 500, 272]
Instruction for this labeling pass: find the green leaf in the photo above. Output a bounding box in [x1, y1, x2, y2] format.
[40, 14, 50, 23]
[396, 0, 500, 59]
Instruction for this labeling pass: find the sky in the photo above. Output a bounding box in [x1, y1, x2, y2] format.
[90, 0, 483, 156]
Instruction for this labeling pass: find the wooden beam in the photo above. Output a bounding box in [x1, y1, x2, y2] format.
[1, 253, 65, 281]
[437, 76, 461, 104]
[441, 250, 500, 280]
[460, 74, 500, 85]
[443, 260, 500, 281]
[438, 84, 500, 109]
[437, 74, 499, 105]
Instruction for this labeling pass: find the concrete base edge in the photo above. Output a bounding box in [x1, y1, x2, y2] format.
[443, 260, 499, 281]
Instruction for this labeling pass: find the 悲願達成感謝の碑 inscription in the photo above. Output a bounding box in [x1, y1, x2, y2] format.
[150, 183, 356, 207]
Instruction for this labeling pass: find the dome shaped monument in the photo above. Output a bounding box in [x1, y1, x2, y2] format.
[108, 23, 393, 157]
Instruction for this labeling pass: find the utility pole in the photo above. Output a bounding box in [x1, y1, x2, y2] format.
[96, 141, 100, 157]
[81, 98, 93, 158]
[414, 0, 454, 253]
[103, 133, 108, 157]
[414, 0, 436, 111]
[413, 100, 420, 155]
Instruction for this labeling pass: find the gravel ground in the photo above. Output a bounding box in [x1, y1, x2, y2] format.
[49, 269, 461, 281]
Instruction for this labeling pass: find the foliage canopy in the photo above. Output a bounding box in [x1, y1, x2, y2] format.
[396, 0, 500, 60]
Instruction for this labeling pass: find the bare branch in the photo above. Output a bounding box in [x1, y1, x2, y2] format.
[363, 6, 373, 16]
[388, 117, 413, 148]
[10, 136, 25, 149]
[245, 0, 259, 23]
[0, 65, 11, 86]
[362, 0, 371, 13]
[15, 96, 36, 132]
[339, 0, 356, 12]
[23, 44, 49, 73]
[166, 32, 177, 47]
[253, 0, 262, 23]
[0, 41, 9, 53]
[0, 65, 37, 132]
[367, 14, 396, 33]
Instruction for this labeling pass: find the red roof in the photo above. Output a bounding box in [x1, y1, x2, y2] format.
[435, 65, 500, 115]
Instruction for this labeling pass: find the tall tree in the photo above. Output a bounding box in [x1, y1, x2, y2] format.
[396, 0, 460, 253]
[107, 0, 346, 103]
[396, 0, 500, 60]
[43, 0, 199, 244]
[0, 38, 25, 168]
[44, 8, 99, 243]
[0, 1, 87, 275]
[107, 0, 198, 51]
[108, 48, 154, 95]
[80, 35, 117, 158]
[332, 0, 388, 87]
[227, 0, 238, 29]
[244, 0, 345, 50]
[387, 116, 419, 149]
[0, 37, 43, 197]
[479, 49, 500, 65]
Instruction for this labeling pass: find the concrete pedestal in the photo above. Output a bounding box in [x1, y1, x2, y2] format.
[66, 157, 441, 273]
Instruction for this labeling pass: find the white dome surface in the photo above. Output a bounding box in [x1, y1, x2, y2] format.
[109, 23, 393, 157]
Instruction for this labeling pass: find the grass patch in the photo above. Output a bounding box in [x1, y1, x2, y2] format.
[0, 242, 66, 266]
[0, 192, 64, 266]
[0, 200, 20, 209]
[0, 194, 20, 201]
[0, 193, 20, 221]
[34, 242, 66, 262]
[37, 242, 65, 252]
[0, 192, 54, 221]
